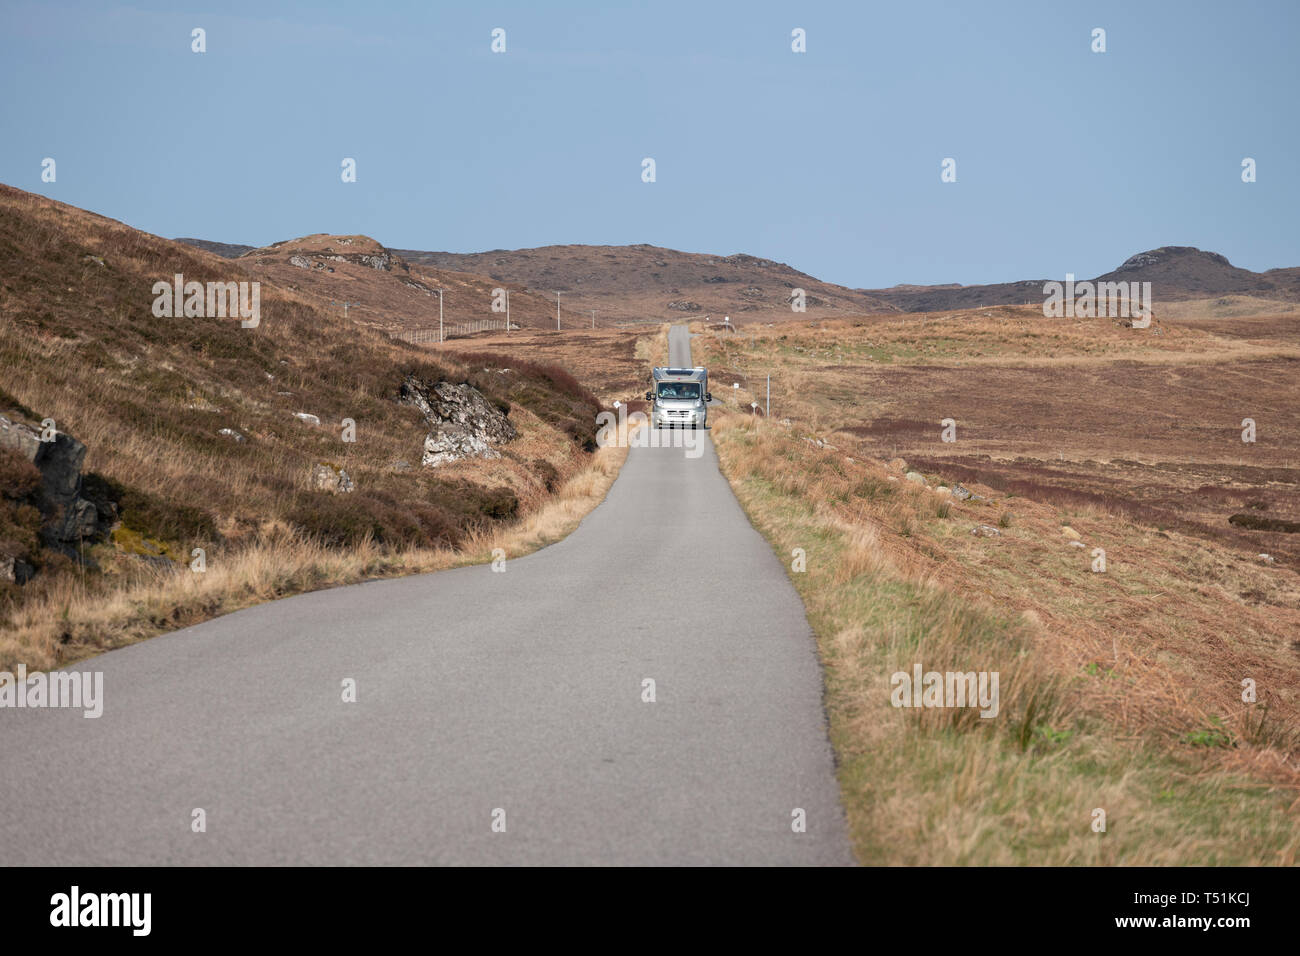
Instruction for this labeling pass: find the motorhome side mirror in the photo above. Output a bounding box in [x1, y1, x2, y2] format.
[705, 392, 712, 402]
[645, 391, 653, 401]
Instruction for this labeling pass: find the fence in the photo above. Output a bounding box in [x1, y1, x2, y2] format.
[398, 318, 511, 344]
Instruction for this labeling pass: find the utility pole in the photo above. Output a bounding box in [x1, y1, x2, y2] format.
[436, 289, 446, 343]
[555, 291, 562, 331]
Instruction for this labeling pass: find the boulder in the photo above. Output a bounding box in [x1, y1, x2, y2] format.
[905, 471, 927, 486]
[397, 375, 517, 468]
[1, 554, 34, 583]
[0, 414, 42, 463]
[0, 414, 105, 564]
[951, 484, 972, 501]
[971, 525, 1002, 537]
[294, 412, 321, 426]
[311, 463, 355, 494]
[0, 416, 85, 507]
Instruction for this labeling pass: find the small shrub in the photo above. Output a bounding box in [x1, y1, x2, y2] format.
[0, 447, 42, 499]
[1185, 715, 1234, 749]
[532, 458, 560, 492]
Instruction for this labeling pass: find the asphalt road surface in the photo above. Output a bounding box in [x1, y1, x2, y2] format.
[0, 326, 852, 865]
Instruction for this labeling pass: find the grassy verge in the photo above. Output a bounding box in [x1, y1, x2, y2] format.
[711, 412, 1299, 864]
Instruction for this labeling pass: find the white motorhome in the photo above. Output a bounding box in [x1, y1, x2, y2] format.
[646, 367, 711, 429]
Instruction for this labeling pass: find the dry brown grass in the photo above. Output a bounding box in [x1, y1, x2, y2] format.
[1, 424, 630, 673]
[703, 306, 1300, 862]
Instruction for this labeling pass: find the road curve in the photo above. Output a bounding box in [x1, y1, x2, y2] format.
[0, 326, 852, 865]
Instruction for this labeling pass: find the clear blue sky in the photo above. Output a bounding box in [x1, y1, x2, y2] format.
[2, 0, 1297, 288]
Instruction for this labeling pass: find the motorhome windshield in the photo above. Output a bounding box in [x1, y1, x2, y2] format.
[658, 382, 701, 401]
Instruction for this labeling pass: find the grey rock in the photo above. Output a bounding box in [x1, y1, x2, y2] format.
[38, 432, 86, 504]
[905, 471, 927, 486]
[218, 428, 246, 443]
[1, 555, 35, 584]
[971, 525, 1002, 537]
[0, 415, 104, 565]
[952, 484, 973, 501]
[294, 412, 321, 426]
[0, 414, 44, 466]
[1, 414, 88, 517]
[55, 498, 98, 541]
[311, 463, 355, 494]
[397, 375, 517, 468]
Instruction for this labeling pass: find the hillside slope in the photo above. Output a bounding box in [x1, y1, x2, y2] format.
[0, 184, 605, 665]
[228, 234, 573, 335]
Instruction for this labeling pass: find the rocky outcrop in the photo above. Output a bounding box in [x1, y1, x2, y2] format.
[397, 375, 517, 467]
[0, 414, 110, 559]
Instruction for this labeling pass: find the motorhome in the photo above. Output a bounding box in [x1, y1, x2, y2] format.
[646, 367, 711, 429]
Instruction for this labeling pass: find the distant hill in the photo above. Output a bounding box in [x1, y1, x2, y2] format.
[180, 237, 897, 323]
[865, 247, 1300, 312]
[1093, 247, 1300, 299]
[174, 237, 254, 259]
[178, 236, 1300, 320]
[393, 243, 900, 321]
